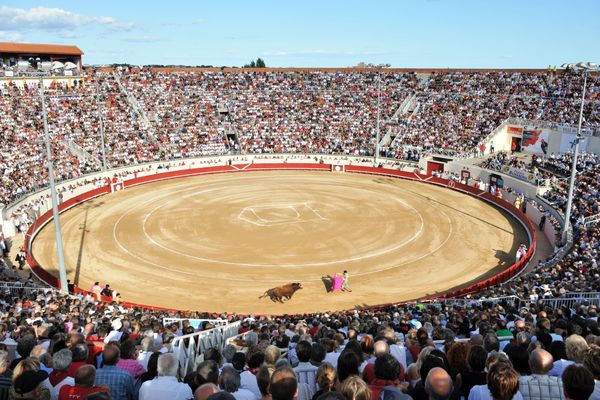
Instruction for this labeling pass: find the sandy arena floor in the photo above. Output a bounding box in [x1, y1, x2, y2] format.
[32, 171, 527, 314]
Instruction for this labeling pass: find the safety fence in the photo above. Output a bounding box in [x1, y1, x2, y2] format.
[172, 321, 241, 377]
[162, 318, 229, 330]
[421, 296, 522, 309]
[0, 284, 53, 297]
[536, 292, 600, 309]
[423, 292, 600, 312]
[433, 336, 514, 351]
[225, 330, 289, 359]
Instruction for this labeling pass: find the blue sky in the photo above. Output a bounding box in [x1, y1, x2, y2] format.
[1, 1, 598, 68]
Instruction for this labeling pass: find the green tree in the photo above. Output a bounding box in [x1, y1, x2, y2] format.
[243, 58, 266, 68]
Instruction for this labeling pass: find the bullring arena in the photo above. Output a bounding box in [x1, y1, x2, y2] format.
[29, 163, 529, 314]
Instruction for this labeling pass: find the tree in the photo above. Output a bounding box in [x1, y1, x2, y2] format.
[243, 58, 266, 68]
[351, 62, 391, 69]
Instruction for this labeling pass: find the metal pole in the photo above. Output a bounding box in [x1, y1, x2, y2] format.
[375, 73, 381, 164]
[40, 76, 69, 293]
[96, 88, 108, 171]
[562, 72, 588, 244]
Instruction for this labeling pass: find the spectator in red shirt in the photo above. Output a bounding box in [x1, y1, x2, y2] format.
[67, 344, 90, 377]
[368, 354, 410, 399]
[59, 365, 109, 400]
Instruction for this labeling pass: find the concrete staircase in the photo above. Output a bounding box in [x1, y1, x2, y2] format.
[64, 137, 102, 167]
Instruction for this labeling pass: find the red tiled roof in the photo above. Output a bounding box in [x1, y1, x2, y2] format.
[0, 42, 83, 56]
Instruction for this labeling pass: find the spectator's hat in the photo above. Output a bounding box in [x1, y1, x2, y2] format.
[111, 318, 123, 330]
[14, 370, 48, 394]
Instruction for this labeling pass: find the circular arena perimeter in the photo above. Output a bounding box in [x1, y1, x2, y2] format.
[31, 168, 528, 314]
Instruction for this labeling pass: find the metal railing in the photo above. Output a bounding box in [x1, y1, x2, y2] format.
[172, 321, 241, 377]
[0, 284, 54, 297]
[424, 293, 600, 312]
[423, 296, 522, 308]
[535, 293, 600, 309]
[162, 318, 229, 330]
[583, 213, 600, 227]
[433, 336, 514, 349]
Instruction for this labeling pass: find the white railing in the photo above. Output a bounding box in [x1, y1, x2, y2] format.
[536, 293, 600, 309]
[433, 336, 513, 350]
[66, 139, 100, 165]
[422, 293, 600, 314]
[0, 284, 54, 297]
[583, 213, 600, 227]
[423, 295, 522, 308]
[162, 318, 229, 330]
[225, 330, 289, 358]
[172, 321, 241, 376]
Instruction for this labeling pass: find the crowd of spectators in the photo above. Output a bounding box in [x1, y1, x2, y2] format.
[121, 68, 419, 156]
[1, 68, 599, 208]
[479, 152, 554, 185]
[2, 67, 600, 398]
[386, 71, 599, 156]
[469, 151, 599, 306]
[0, 283, 600, 399]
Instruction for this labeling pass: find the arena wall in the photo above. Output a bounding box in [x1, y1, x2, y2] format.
[3, 155, 413, 236]
[23, 161, 537, 314]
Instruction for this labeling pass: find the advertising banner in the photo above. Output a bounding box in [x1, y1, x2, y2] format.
[522, 129, 549, 155]
[501, 165, 538, 184]
[507, 126, 523, 135]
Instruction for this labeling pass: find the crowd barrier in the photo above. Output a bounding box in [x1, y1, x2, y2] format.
[162, 318, 229, 330]
[172, 321, 242, 376]
[24, 163, 536, 315]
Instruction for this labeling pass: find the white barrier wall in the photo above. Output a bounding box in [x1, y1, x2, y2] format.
[444, 162, 543, 199]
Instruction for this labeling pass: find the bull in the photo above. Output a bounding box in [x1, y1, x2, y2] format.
[259, 282, 303, 303]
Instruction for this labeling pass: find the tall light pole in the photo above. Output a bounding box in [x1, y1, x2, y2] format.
[561, 62, 598, 244]
[39, 75, 69, 293]
[95, 85, 108, 171]
[375, 72, 381, 165]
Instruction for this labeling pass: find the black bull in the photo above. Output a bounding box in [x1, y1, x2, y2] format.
[259, 282, 303, 303]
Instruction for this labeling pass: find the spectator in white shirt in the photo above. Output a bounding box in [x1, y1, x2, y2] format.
[139, 353, 193, 400]
[137, 337, 155, 371]
[43, 349, 75, 400]
[469, 355, 524, 400]
[518, 349, 564, 400]
[322, 339, 340, 368]
[293, 341, 318, 396]
[239, 347, 263, 399]
[220, 366, 256, 400]
[550, 335, 588, 378]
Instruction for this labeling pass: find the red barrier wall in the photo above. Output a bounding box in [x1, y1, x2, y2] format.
[25, 164, 535, 313]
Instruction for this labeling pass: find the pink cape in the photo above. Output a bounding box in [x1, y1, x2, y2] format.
[333, 273, 343, 292]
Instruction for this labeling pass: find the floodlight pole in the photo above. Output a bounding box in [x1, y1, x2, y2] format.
[375, 72, 381, 165]
[96, 87, 108, 171]
[562, 71, 588, 244]
[39, 76, 69, 293]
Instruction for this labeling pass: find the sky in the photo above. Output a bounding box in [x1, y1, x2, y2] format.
[0, 1, 598, 68]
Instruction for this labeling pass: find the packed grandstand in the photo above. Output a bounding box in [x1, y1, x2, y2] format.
[1, 62, 600, 400]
